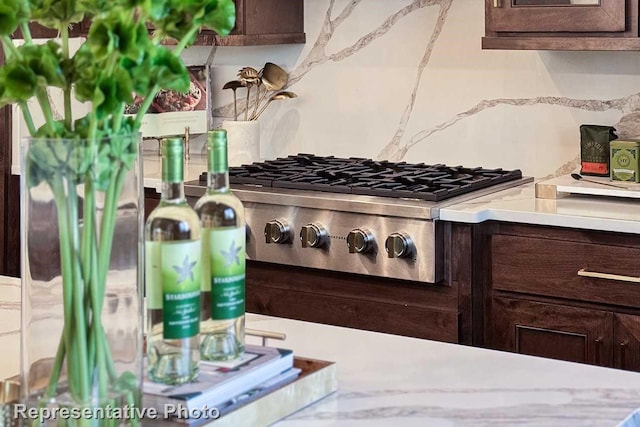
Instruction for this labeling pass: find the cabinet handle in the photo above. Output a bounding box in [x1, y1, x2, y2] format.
[620, 341, 628, 369]
[577, 268, 640, 284]
[493, 0, 501, 7]
[595, 337, 602, 365]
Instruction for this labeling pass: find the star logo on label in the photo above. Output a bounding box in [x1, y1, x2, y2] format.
[221, 240, 242, 267]
[173, 254, 197, 283]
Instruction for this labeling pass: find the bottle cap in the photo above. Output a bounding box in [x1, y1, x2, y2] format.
[208, 130, 228, 174]
[162, 137, 184, 183]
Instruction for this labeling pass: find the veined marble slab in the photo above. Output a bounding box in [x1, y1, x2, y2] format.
[439, 182, 640, 234]
[2, 278, 639, 426]
[243, 314, 640, 427]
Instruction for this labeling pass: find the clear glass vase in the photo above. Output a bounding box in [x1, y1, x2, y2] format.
[20, 134, 144, 426]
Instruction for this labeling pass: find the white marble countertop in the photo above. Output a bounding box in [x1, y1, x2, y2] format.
[2, 275, 640, 426]
[440, 180, 640, 234]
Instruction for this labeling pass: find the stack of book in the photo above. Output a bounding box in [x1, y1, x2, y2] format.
[143, 345, 299, 425]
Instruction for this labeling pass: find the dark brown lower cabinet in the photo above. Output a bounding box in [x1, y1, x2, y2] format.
[615, 313, 640, 372]
[483, 222, 640, 372]
[489, 297, 612, 366]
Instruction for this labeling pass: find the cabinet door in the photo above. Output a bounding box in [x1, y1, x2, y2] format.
[486, 0, 625, 33]
[614, 313, 640, 372]
[490, 297, 613, 366]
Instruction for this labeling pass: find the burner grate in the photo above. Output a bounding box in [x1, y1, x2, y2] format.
[213, 154, 523, 201]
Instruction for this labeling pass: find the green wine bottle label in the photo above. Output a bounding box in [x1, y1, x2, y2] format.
[203, 227, 246, 320]
[145, 240, 201, 339]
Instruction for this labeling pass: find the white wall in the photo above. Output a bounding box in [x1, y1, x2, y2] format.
[200, 0, 640, 179]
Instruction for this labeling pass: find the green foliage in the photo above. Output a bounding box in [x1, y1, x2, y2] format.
[6, 0, 237, 410]
[0, 0, 235, 125]
[0, 1, 29, 37]
[0, 0, 236, 188]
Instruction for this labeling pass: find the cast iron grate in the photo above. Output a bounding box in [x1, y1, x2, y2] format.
[200, 154, 523, 201]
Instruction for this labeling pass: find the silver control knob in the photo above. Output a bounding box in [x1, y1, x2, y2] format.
[346, 228, 375, 254]
[300, 223, 328, 248]
[385, 232, 415, 258]
[264, 219, 292, 244]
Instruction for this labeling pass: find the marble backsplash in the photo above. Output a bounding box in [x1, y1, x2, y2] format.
[193, 0, 640, 180]
[11, 0, 640, 180]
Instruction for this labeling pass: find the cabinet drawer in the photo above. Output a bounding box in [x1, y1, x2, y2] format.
[492, 234, 640, 308]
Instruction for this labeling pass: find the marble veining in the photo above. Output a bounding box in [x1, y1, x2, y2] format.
[13, 2, 640, 181]
[2, 287, 640, 426]
[206, 0, 640, 181]
[247, 314, 640, 427]
[281, 388, 639, 427]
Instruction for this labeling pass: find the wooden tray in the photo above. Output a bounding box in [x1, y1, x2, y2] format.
[535, 174, 640, 200]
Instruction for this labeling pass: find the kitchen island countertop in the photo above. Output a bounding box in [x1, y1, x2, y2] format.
[2, 275, 640, 426]
[440, 181, 640, 234]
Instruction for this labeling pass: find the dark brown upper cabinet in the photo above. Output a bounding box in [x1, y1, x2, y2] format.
[200, 0, 306, 46]
[483, 0, 640, 51]
[15, 0, 305, 46]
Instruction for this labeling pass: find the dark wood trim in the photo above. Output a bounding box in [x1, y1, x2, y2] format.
[482, 36, 640, 51]
[5, 176, 20, 277]
[487, 0, 625, 33]
[0, 45, 7, 276]
[492, 221, 640, 248]
[483, 0, 639, 51]
[450, 223, 473, 345]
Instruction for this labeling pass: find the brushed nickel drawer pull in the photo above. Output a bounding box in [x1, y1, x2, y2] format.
[577, 269, 640, 283]
[493, 0, 501, 7]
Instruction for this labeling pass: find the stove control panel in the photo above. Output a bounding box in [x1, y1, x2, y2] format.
[385, 232, 415, 259]
[346, 228, 375, 254]
[241, 203, 443, 284]
[264, 219, 292, 244]
[300, 223, 328, 248]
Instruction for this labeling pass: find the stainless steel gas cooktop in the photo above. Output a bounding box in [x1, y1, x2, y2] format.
[185, 154, 532, 284]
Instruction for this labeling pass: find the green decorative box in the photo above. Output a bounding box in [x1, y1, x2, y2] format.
[610, 139, 640, 182]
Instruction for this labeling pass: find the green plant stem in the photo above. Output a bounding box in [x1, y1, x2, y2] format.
[19, 102, 37, 136]
[94, 160, 130, 384]
[61, 24, 73, 130]
[66, 179, 90, 402]
[84, 181, 109, 398]
[20, 22, 32, 43]
[35, 89, 55, 126]
[0, 36, 21, 60]
[113, 104, 125, 132]
[51, 176, 79, 398]
[44, 333, 65, 398]
[81, 175, 99, 384]
[97, 165, 128, 298]
[174, 27, 199, 54]
[133, 86, 157, 129]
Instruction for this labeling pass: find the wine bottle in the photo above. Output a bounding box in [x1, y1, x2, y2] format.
[196, 129, 246, 361]
[145, 137, 201, 384]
